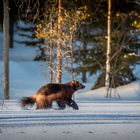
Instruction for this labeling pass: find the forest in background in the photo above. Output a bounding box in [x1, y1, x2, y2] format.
[0, 0, 140, 99]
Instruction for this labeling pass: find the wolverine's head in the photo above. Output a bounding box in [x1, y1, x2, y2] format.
[68, 80, 85, 91]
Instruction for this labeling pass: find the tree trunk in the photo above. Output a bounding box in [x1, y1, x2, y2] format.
[49, 44, 53, 83]
[70, 34, 74, 81]
[56, 0, 62, 83]
[49, 17, 53, 83]
[3, 0, 10, 99]
[9, 0, 14, 48]
[9, 10, 14, 48]
[105, 0, 111, 97]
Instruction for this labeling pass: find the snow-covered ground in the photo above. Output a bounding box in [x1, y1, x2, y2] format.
[1, 101, 140, 140]
[1, 30, 140, 140]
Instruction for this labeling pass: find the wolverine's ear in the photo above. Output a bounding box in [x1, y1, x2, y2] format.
[71, 80, 81, 87]
[71, 80, 76, 84]
[69, 80, 76, 86]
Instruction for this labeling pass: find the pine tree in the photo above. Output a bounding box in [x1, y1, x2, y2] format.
[15, 21, 42, 48]
[74, 0, 140, 90]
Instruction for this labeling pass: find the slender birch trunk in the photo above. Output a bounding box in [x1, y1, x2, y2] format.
[56, 0, 62, 83]
[105, 0, 111, 97]
[3, 0, 10, 99]
[70, 34, 74, 81]
[49, 15, 53, 83]
[49, 43, 53, 83]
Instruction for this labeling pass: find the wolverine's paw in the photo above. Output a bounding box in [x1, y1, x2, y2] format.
[69, 101, 79, 110]
[72, 104, 79, 110]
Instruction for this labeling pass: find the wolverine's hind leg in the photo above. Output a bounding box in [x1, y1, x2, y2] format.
[56, 100, 66, 110]
[36, 101, 48, 109]
[36, 95, 51, 109]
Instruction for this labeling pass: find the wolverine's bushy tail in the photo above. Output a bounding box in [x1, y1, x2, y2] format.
[20, 96, 36, 108]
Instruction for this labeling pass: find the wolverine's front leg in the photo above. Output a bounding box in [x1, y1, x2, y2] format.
[67, 99, 79, 110]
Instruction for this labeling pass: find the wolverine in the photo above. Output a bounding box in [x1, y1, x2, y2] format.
[20, 80, 85, 110]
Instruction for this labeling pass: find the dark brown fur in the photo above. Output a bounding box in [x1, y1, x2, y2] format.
[20, 80, 85, 110]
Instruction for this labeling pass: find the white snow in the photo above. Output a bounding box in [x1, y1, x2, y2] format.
[75, 81, 140, 101]
[1, 30, 140, 140]
[1, 101, 140, 140]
